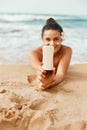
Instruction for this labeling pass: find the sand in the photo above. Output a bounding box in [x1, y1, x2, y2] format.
[0, 64, 87, 130]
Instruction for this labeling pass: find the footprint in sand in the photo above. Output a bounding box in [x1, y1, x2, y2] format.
[0, 81, 9, 86]
[27, 75, 36, 83]
[0, 89, 7, 94]
[59, 120, 87, 130]
[0, 107, 16, 119]
[29, 99, 47, 111]
[9, 93, 24, 104]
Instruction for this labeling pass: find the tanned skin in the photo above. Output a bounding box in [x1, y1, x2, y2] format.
[29, 30, 72, 90]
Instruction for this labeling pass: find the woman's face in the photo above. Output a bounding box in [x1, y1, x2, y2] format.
[42, 29, 62, 48]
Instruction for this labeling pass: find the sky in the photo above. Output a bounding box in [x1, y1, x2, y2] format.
[0, 0, 87, 16]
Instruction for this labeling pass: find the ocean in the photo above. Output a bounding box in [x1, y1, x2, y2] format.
[0, 13, 87, 64]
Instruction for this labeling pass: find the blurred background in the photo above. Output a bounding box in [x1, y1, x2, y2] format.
[0, 0, 87, 64]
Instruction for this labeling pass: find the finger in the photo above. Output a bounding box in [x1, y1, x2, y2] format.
[38, 76, 45, 83]
[38, 82, 46, 90]
[38, 66, 47, 75]
[37, 69, 47, 79]
[37, 70, 46, 79]
[52, 67, 56, 73]
[41, 87, 46, 90]
[41, 74, 46, 78]
[40, 84, 46, 90]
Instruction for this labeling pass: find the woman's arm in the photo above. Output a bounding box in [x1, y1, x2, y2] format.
[29, 49, 41, 69]
[56, 47, 72, 76]
[29, 48, 47, 79]
[42, 47, 72, 89]
[29, 46, 72, 90]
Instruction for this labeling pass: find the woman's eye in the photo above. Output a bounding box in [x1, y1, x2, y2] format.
[54, 38, 59, 41]
[54, 38, 60, 42]
[46, 38, 50, 41]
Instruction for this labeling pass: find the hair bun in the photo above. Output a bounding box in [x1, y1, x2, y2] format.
[46, 18, 56, 24]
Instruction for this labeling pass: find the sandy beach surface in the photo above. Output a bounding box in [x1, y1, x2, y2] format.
[0, 64, 87, 130]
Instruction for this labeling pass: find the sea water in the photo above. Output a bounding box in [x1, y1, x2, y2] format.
[0, 13, 87, 64]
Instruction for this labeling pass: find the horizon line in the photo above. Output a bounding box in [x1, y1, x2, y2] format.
[0, 12, 87, 17]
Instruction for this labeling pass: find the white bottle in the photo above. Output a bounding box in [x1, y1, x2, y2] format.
[42, 45, 54, 70]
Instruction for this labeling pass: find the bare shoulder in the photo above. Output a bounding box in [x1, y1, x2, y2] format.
[29, 46, 42, 63]
[29, 46, 42, 56]
[62, 45, 72, 55]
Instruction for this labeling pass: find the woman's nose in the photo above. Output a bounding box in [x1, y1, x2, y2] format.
[50, 41, 54, 45]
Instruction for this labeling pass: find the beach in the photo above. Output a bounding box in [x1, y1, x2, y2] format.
[0, 64, 87, 130]
[0, 13, 87, 130]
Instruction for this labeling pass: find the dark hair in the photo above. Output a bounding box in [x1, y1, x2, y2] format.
[41, 18, 63, 38]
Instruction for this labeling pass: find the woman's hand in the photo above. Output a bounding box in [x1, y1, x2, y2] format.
[37, 66, 56, 90]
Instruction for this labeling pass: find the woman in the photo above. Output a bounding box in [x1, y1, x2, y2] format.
[29, 18, 72, 90]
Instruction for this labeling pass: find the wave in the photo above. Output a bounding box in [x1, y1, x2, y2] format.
[0, 29, 22, 34]
[0, 13, 87, 23]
